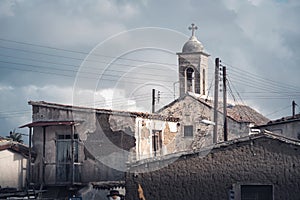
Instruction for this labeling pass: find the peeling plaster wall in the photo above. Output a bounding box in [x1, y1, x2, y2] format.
[134, 118, 178, 161]
[31, 105, 136, 185]
[158, 96, 250, 152]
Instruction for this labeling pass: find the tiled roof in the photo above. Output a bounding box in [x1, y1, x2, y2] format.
[254, 113, 300, 128]
[225, 104, 269, 125]
[0, 140, 34, 158]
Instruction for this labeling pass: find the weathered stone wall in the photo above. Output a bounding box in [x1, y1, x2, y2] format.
[125, 137, 300, 200]
[158, 95, 250, 152]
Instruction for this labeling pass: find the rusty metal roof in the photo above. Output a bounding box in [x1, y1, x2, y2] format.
[0, 140, 35, 158]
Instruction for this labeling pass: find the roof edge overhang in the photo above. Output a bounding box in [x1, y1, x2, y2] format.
[19, 120, 83, 128]
[255, 118, 300, 128]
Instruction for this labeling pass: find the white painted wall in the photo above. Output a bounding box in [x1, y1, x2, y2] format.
[0, 149, 27, 189]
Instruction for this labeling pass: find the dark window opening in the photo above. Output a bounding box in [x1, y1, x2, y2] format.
[184, 125, 193, 137]
[152, 130, 162, 156]
[241, 185, 273, 200]
[58, 134, 78, 140]
[186, 67, 195, 92]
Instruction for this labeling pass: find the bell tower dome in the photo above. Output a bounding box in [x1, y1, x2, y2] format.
[177, 24, 210, 97]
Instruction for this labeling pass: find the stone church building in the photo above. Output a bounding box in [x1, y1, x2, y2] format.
[156, 23, 269, 152]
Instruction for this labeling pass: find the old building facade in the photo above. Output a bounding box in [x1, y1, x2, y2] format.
[19, 24, 274, 199]
[21, 101, 179, 198]
[125, 132, 300, 200]
[255, 113, 300, 140]
[157, 94, 269, 152]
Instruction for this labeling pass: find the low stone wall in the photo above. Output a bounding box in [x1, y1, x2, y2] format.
[125, 136, 300, 200]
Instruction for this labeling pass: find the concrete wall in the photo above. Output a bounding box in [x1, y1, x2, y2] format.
[125, 137, 300, 200]
[260, 121, 300, 140]
[0, 149, 27, 189]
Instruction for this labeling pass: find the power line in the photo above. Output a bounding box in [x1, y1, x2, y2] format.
[0, 38, 178, 66]
[226, 77, 254, 121]
[0, 53, 179, 79]
[1, 37, 299, 103]
[2, 37, 297, 93]
[228, 78, 300, 97]
[0, 60, 177, 83]
[265, 105, 291, 117]
[223, 61, 300, 91]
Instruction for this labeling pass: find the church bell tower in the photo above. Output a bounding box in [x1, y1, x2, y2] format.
[177, 24, 210, 97]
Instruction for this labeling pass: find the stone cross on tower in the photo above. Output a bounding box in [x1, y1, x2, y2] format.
[188, 23, 198, 37]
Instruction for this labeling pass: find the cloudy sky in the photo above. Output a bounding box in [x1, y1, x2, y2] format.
[0, 0, 299, 140]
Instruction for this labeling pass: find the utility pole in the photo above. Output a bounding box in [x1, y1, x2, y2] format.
[152, 89, 155, 113]
[28, 128, 32, 186]
[292, 100, 296, 117]
[222, 66, 228, 141]
[213, 58, 220, 144]
[71, 124, 75, 185]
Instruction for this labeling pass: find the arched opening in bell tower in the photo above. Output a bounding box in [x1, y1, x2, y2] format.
[185, 67, 195, 93]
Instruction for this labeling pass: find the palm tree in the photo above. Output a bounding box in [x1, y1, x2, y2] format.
[6, 130, 24, 143]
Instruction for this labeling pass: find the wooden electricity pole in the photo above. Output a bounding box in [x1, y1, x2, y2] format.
[152, 89, 155, 113]
[222, 66, 228, 141]
[292, 100, 296, 117]
[213, 58, 220, 144]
